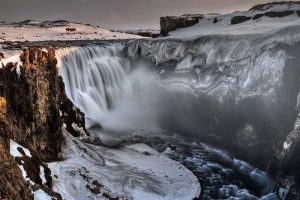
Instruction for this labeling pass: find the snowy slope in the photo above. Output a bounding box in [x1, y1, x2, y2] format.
[0, 21, 143, 42]
[0, 20, 143, 67]
[48, 132, 200, 200]
[168, 3, 300, 38]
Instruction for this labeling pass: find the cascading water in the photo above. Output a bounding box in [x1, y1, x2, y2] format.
[57, 45, 127, 121]
[57, 45, 172, 144]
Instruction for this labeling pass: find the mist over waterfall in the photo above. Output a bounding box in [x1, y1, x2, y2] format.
[57, 45, 175, 143]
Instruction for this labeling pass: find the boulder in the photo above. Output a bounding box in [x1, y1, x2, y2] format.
[66, 28, 77, 32]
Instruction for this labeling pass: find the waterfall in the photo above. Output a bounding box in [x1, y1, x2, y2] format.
[57, 45, 127, 114]
[56, 45, 169, 144]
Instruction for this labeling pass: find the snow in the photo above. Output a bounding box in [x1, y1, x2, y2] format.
[0, 54, 21, 72]
[0, 21, 143, 64]
[71, 122, 85, 136]
[40, 166, 47, 185]
[168, 5, 300, 39]
[19, 164, 34, 185]
[48, 132, 200, 200]
[9, 140, 35, 184]
[10, 139, 32, 158]
[33, 189, 52, 200]
[0, 21, 143, 43]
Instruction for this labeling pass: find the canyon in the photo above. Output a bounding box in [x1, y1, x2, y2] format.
[1, 1, 300, 200]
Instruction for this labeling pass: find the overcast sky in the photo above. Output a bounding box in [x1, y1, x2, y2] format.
[0, 0, 298, 29]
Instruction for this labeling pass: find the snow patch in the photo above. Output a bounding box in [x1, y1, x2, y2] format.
[10, 139, 32, 158]
[19, 164, 34, 185]
[40, 166, 47, 185]
[33, 189, 52, 200]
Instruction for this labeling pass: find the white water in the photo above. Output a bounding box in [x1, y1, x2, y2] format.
[57, 45, 168, 144]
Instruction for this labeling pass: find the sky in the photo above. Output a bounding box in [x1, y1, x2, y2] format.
[0, 0, 299, 30]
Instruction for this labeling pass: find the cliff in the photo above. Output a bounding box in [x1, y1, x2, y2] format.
[160, 1, 300, 38]
[160, 15, 203, 36]
[0, 47, 87, 199]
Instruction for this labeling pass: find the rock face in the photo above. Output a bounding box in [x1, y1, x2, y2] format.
[0, 115, 32, 200]
[126, 34, 300, 183]
[0, 52, 4, 60]
[0, 142, 32, 200]
[0, 48, 63, 161]
[0, 47, 87, 199]
[0, 47, 87, 160]
[160, 15, 203, 36]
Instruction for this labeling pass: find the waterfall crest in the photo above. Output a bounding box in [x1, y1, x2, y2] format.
[57, 45, 127, 113]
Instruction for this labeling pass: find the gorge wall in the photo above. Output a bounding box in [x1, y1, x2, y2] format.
[0, 47, 87, 199]
[124, 30, 300, 182]
[160, 15, 203, 36]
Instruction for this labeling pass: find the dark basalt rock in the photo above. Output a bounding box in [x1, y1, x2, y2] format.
[0, 47, 88, 160]
[0, 47, 88, 199]
[0, 48, 63, 161]
[264, 10, 295, 18]
[160, 15, 203, 36]
[253, 13, 265, 20]
[250, 1, 300, 12]
[0, 132, 33, 200]
[231, 16, 252, 25]
[0, 90, 30, 199]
